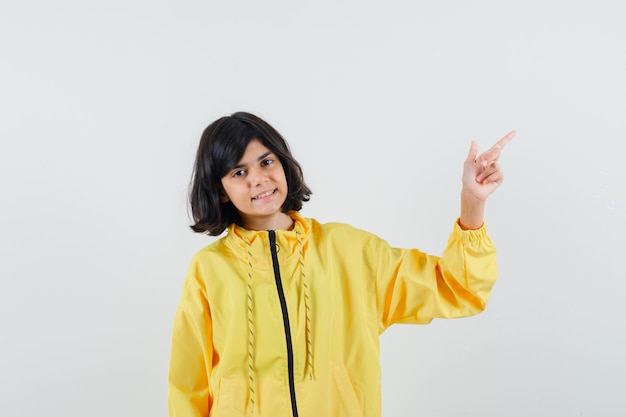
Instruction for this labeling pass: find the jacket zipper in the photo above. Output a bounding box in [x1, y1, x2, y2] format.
[268, 230, 299, 417]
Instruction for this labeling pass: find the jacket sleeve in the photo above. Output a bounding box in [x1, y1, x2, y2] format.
[375, 220, 497, 333]
[168, 259, 213, 417]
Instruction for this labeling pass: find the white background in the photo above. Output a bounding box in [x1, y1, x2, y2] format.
[1, 1, 625, 416]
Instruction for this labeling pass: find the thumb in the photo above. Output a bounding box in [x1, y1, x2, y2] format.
[466, 140, 479, 163]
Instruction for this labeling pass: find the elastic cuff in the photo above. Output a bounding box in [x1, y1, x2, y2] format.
[453, 218, 487, 242]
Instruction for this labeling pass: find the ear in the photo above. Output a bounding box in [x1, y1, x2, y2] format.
[220, 193, 229, 203]
[217, 183, 230, 203]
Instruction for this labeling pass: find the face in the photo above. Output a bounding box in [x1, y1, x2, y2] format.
[220, 139, 292, 231]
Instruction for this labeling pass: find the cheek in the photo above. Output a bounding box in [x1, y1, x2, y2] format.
[276, 167, 288, 186]
[219, 181, 237, 203]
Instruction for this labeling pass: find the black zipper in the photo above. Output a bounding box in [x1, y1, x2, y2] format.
[268, 230, 299, 417]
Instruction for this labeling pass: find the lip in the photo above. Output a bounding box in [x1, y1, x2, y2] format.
[252, 189, 277, 201]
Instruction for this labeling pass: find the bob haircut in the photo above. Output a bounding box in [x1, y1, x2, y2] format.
[189, 112, 312, 236]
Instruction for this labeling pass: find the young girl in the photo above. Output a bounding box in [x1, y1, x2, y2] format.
[168, 112, 515, 417]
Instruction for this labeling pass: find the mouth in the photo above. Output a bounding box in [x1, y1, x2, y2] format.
[252, 189, 276, 200]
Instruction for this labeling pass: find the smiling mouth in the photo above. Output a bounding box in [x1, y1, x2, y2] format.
[252, 189, 276, 200]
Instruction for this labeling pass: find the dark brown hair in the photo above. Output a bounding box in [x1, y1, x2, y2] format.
[189, 112, 312, 235]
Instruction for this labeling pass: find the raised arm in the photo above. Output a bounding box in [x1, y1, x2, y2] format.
[459, 130, 516, 230]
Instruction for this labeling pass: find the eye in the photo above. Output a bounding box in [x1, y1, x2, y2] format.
[261, 158, 273, 167]
[232, 169, 246, 178]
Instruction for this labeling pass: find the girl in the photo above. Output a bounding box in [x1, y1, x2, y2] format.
[168, 112, 515, 417]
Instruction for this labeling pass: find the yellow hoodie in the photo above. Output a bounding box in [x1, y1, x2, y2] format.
[168, 212, 497, 417]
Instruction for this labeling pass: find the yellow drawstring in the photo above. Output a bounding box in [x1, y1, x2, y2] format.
[296, 230, 314, 380]
[245, 237, 256, 413]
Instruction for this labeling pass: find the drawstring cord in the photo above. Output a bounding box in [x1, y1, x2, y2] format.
[245, 237, 256, 413]
[296, 230, 314, 380]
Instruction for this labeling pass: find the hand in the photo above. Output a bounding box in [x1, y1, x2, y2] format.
[462, 130, 516, 203]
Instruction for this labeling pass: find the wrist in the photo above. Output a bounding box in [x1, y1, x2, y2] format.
[461, 189, 486, 206]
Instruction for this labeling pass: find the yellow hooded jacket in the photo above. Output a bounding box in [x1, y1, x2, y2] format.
[168, 212, 497, 417]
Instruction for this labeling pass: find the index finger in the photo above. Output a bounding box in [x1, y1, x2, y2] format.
[489, 130, 517, 151]
[475, 130, 516, 166]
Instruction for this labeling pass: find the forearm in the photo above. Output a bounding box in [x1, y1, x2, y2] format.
[376, 220, 497, 327]
[459, 191, 486, 230]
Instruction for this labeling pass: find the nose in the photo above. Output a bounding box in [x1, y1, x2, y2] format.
[248, 167, 268, 186]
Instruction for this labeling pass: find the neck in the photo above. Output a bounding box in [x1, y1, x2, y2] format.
[242, 212, 294, 231]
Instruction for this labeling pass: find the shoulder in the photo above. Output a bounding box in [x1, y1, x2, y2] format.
[305, 217, 385, 247]
[187, 235, 235, 267]
[180, 235, 240, 295]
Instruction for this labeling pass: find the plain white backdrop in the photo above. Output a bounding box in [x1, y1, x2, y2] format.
[1, 1, 625, 416]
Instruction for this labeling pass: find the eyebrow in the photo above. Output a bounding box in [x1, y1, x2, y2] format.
[232, 151, 273, 170]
